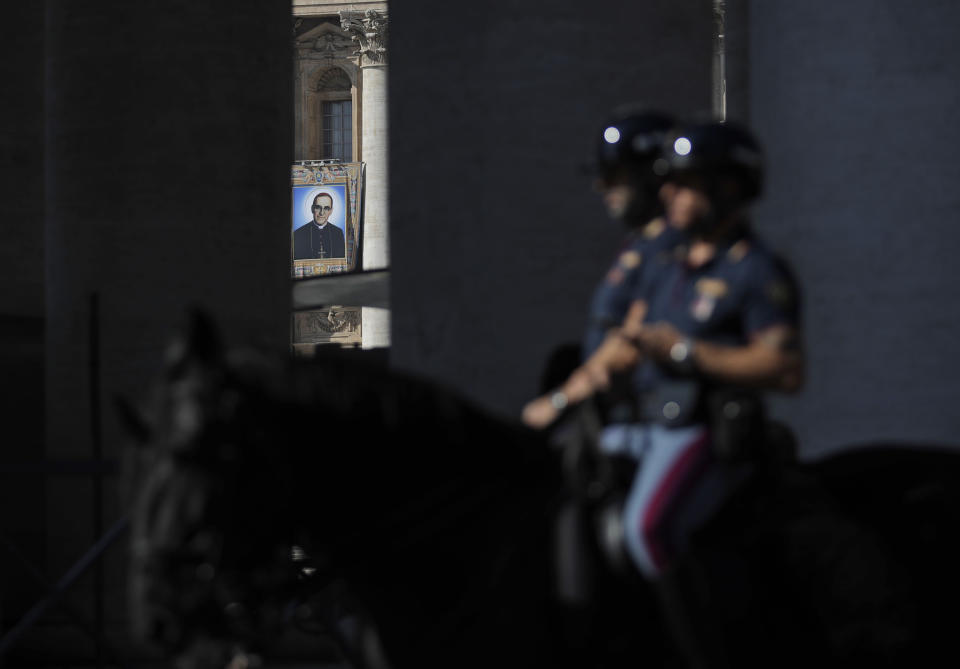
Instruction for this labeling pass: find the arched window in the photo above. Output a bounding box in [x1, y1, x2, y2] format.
[316, 67, 353, 161]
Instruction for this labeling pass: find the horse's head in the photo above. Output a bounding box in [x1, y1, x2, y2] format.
[121, 310, 305, 664]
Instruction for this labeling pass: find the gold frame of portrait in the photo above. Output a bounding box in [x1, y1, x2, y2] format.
[291, 162, 365, 278]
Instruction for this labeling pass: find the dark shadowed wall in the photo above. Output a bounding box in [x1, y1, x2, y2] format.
[0, 0, 46, 640]
[39, 0, 292, 655]
[388, 1, 714, 416]
[748, 1, 960, 457]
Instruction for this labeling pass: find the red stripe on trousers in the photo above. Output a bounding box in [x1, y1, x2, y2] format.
[639, 432, 711, 571]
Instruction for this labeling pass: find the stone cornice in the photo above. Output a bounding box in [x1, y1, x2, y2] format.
[293, 2, 387, 18]
[340, 10, 388, 66]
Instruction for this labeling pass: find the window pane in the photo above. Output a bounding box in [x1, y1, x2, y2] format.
[321, 100, 352, 162]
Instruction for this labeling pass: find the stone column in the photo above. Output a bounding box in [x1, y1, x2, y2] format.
[342, 10, 390, 348]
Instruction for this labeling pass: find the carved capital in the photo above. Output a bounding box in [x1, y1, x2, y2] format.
[339, 10, 388, 66]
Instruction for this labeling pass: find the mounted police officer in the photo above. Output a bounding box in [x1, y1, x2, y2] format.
[534, 107, 685, 664]
[524, 118, 803, 667]
[581, 107, 680, 359]
[538, 107, 681, 398]
[524, 117, 803, 578]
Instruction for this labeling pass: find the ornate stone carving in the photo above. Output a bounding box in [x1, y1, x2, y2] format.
[295, 24, 355, 63]
[314, 32, 355, 60]
[315, 67, 352, 92]
[339, 10, 388, 65]
[293, 308, 362, 342]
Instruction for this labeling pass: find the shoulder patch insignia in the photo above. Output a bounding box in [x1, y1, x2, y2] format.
[619, 250, 642, 270]
[642, 217, 666, 239]
[690, 294, 716, 321]
[695, 277, 729, 298]
[727, 240, 751, 263]
[765, 281, 794, 306]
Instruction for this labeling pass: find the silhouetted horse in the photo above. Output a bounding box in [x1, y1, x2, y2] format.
[123, 313, 960, 668]
[122, 312, 668, 669]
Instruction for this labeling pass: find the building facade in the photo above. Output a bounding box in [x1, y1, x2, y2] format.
[293, 0, 390, 350]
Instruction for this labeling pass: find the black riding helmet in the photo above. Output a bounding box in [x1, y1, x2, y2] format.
[592, 107, 675, 225]
[595, 108, 675, 180]
[658, 120, 764, 222]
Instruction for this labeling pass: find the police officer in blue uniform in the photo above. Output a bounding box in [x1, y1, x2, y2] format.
[581, 108, 681, 359]
[525, 119, 803, 574]
[535, 109, 683, 661]
[525, 119, 803, 667]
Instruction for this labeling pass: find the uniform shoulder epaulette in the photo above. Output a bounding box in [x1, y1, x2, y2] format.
[618, 249, 642, 269]
[727, 239, 751, 263]
[642, 217, 666, 239]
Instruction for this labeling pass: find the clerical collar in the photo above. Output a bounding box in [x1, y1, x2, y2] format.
[314, 221, 328, 229]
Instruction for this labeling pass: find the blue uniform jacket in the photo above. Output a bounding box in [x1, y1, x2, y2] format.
[632, 228, 801, 395]
[583, 218, 685, 358]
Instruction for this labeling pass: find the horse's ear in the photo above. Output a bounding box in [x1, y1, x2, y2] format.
[115, 395, 153, 445]
[164, 308, 224, 377]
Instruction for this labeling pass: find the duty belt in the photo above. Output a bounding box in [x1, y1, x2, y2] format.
[636, 380, 704, 427]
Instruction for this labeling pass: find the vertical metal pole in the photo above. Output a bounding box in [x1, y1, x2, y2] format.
[713, 0, 727, 122]
[88, 292, 104, 668]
